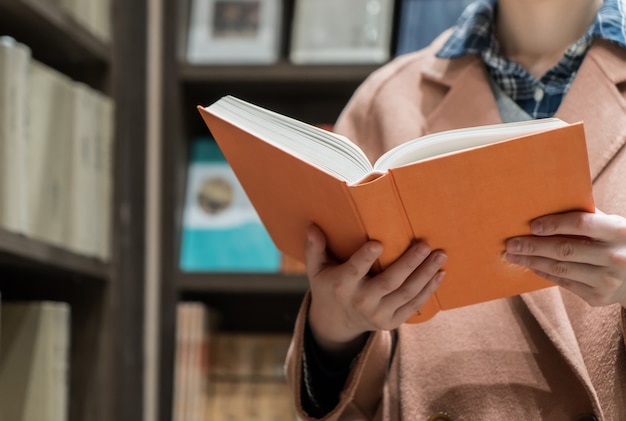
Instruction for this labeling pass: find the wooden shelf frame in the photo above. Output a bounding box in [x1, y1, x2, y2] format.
[0, 0, 148, 420]
[0, 0, 110, 65]
[180, 61, 380, 84]
[176, 272, 308, 294]
[0, 229, 110, 280]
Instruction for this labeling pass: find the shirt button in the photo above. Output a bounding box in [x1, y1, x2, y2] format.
[534, 86, 544, 102]
[572, 42, 588, 55]
[428, 412, 453, 421]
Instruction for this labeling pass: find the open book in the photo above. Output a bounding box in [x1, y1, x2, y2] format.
[197, 96, 595, 323]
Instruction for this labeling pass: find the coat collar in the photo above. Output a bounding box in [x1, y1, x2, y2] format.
[423, 54, 502, 134]
[556, 39, 626, 181]
[423, 38, 626, 181]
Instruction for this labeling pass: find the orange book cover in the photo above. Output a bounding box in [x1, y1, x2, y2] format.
[196, 96, 595, 323]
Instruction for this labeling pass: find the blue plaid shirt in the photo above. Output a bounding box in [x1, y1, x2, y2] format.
[436, 0, 626, 118]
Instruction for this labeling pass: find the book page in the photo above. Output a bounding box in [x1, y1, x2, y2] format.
[206, 96, 375, 183]
[206, 97, 570, 185]
[374, 118, 568, 171]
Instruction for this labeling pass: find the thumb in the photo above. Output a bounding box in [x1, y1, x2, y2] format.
[305, 224, 331, 277]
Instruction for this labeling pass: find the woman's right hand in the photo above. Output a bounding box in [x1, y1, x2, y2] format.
[305, 224, 447, 359]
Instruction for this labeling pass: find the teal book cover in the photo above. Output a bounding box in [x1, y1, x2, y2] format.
[179, 137, 281, 272]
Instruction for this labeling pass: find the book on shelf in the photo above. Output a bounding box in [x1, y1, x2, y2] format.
[206, 332, 295, 420]
[173, 302, 216, 421]
[58, 0, 112, 42]
[27, 59, 74, 248]
[65, 80, 114, 260]
[179, 137, 282, 272]
[171, 308, 296, 421]
[210, 332, 291, 380]
[289, 0, 395, 64]
[185, 0, 283, 64]
[92, 90, 115, 261]
[0, 36, 31, 235]
[0, 301, 71, 421]
[26, 58, 115, 260]
[205, 381, 296, 421]
[197, 95, 595, 323]
[395, 0, 473, 55]
[67, 81, 99, 257]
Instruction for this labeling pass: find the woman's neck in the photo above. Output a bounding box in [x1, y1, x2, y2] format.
[496, 0, 603, 79]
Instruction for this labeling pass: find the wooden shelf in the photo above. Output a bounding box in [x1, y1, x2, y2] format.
[180, 61, 381, 84]
[177, 272, 308, 294]
[0, 0, 148, 418]
[0, 0, 110, 66]
[0, 229, 110, 281]
[181, 61, 369, 132]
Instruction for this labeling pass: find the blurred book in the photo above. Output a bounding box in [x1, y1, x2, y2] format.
[179, 137, 281, 272]
[26, 58, 114, 260]
[395, 0, 473, 55]
[0, 301, 71, 421]
[186, 0, 283, 64]
[27, 60, 74, 249]
[173, 302, 216, 421]
[0, 36, 30, 235]
[59, 0, 112, 42]
[59, 79, 113, 260]
[289, 0, 394, 64]
[206, 332, 296, 420]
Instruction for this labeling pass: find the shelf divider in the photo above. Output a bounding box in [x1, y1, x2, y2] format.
[176, 272, 309, 294]
[0, 229, 110, 280]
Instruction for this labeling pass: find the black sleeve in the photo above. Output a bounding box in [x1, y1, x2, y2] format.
[300, 321, 369, 418]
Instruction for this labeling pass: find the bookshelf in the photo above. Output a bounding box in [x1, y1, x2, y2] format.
[156, 0, 393, 419]
[0, 0, 147, 420]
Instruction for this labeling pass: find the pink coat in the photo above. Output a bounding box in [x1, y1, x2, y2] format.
[285, 34, 626, 421]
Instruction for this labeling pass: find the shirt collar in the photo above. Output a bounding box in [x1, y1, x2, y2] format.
[436, 0, 626, 60]
[435, 0, 497, 59]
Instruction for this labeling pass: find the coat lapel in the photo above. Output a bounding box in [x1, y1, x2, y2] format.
[521, 289, 604, 417]
[423, 56, 502, 134]
[556, 39, 626, 181]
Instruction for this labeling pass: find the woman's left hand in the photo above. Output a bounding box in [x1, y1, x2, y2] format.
[504, 209, 626, 308]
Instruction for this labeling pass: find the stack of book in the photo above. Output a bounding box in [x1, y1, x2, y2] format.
[172, 302, 297, 420]
[59, 0, 112, 41]
[0, 36, 114, 261]
[0, 300, 71, 421]
[206, 331, 296, 419]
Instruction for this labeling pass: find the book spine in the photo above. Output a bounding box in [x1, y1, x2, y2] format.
[348, 173, 442, 322]
[347, 173, 414, 272]
[0, 38, 31, 234]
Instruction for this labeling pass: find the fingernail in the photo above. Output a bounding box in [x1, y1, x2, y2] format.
[415, 242, 431, 257]
[368, 242, 383, 255]
[434, 253, 448, 265]
[506, 238, 521, 252]
[531, 220, 543, 234]
[504, 252, 520, 263]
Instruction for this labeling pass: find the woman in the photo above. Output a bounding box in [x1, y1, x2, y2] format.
[285, 0, 626, 419]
